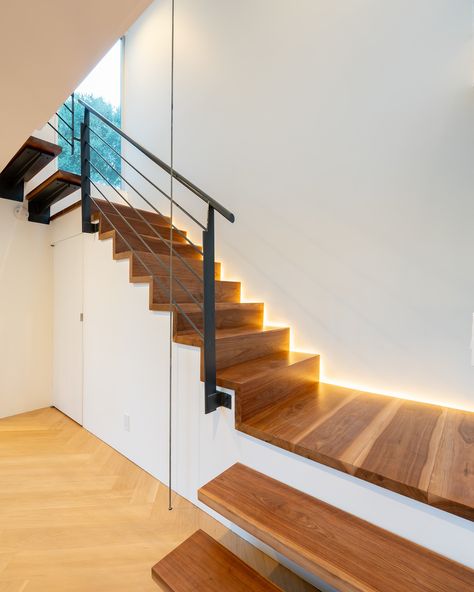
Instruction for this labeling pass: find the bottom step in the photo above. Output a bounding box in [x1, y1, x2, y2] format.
[198, 464, 474, 592]
[152, 529, 284, 592]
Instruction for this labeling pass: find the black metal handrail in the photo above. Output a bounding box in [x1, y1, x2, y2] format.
[78, 98, 235, 223]
[87, 126, 198, 249]
[80, 99, 235, 414]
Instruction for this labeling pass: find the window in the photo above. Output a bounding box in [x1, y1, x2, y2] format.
[57, 40, 122, 186]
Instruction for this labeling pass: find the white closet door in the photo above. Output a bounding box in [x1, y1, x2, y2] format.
[53, 234, 83, 424]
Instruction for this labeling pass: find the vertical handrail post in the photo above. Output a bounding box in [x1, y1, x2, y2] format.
[203, 205, 231, 414]
[203, 205, 217, 412]
[71, 92, 75, 156]
[81, 109, 96, 233]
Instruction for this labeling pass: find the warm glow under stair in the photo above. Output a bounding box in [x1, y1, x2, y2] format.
[91, 198, 474, 523]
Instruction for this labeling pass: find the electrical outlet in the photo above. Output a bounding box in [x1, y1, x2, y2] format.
[123, 414, 131, 432]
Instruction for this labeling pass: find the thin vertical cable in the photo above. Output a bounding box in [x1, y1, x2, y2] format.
[168, 0, 175, 512]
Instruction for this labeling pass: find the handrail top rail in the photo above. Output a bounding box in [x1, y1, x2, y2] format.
[78, 98, 235, 223]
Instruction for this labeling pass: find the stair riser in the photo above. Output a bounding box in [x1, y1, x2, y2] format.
[151, 279, 241, 305]
[175, 304, 264, 333]
[215, 329, 290, 372]
[131, 252, 221, 280]
[234, 356, 320, 424]
[110, 232, 202, 260]
[98, 215, 188, 244]
[92, 200, 170, 227]
[97, 210, 190, 242]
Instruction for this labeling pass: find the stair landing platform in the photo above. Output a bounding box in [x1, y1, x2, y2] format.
[238, 382, 474, 521]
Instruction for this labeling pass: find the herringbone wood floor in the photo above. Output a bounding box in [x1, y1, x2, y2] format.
[0, 407, 316, 592]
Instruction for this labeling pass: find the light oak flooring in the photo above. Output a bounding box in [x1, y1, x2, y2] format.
[0, 407, 316, 592]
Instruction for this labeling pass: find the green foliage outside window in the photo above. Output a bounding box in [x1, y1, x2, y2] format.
[57, 93, 121, 187]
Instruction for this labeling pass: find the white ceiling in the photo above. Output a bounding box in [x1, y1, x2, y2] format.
[0, 0, 153, 170]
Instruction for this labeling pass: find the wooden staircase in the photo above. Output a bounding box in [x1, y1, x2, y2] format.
[90, 198, 473, 589]
[91, 198, 474, 523]
[2, 131, 473, 590]
[0, 135, 80, 224]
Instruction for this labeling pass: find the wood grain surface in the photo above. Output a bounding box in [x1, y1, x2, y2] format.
[0, 408, 316, 592]
[199, 464, 474, 592]
[92, 202, 474, 521]
[152, 530, 284, 591]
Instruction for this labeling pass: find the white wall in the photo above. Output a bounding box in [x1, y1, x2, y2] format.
[82, 225, 172, 477]
[0, 200, 52, 418]
[122, 0, 474, 411]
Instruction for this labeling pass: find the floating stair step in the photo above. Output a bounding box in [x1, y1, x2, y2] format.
[199, 464, 474, 592]
[151, 530, 284, 592]
[175, 326, 290, 371]
[108, 230, 202, 260]
[238, 382, 474, 521]
[217, 351, 320, 423]
[128, 250, 221, 280]
[92, 198, 171, 227]
[0, 136, 61, 202]
[174, 302, 264, 333]
[150, 277, 241, 306]
[27, 170, 81, 224]
[96, 210, 189, 243]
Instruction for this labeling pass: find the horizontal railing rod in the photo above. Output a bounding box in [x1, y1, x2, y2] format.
[88, 127, 170, 202]
[89, 178, 205, 311]
[56, 111, 73, 130]
[89, 127, 204, 247]
[79, 98, 235, 223]
[48, 122, 73, 148]
[88, 138, 206, 231]
[88, 159, 205, 284]
[88, 141, 205, 238]
[90, 178, 170, 275]
[90, 197, 171, 303]
[88, 151, 176, 244]
[90, 192, 205, 336]
[88, 142, 204, 251]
